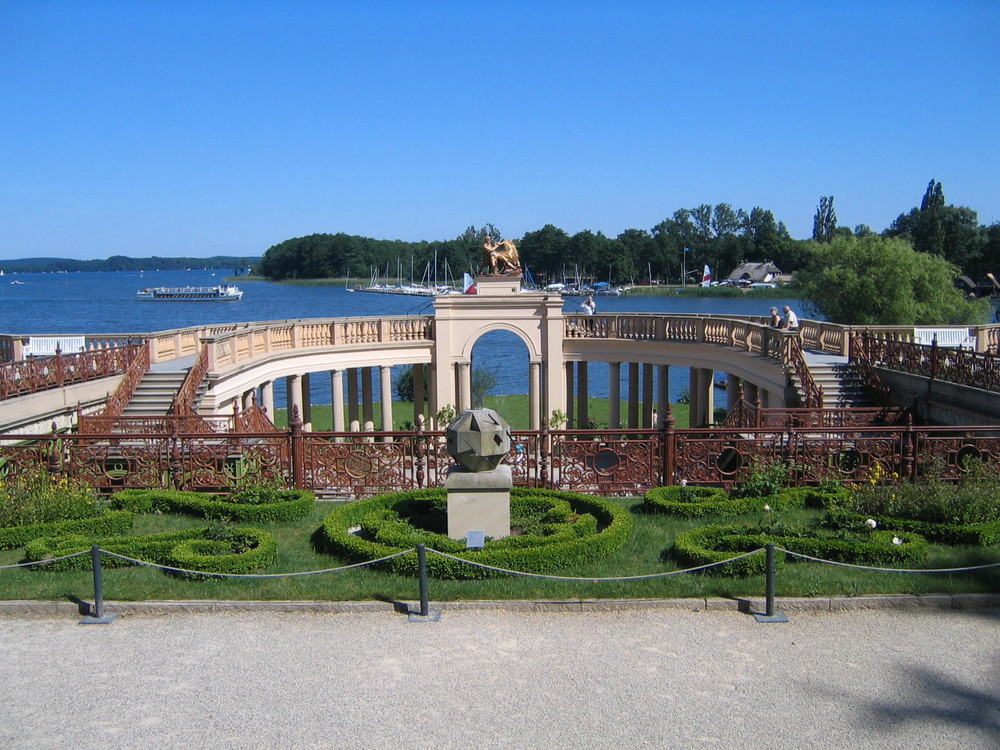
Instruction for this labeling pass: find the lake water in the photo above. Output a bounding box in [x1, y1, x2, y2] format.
[1, 269, 806, 407]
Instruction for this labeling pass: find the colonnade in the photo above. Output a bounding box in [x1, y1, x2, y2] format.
[562, 361, 773, 429]
[231, 358, 777, 433]
[237, 364, 411, 432]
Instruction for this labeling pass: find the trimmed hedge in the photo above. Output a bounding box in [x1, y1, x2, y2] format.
[109, 488, 315, 523]
[321, 488, 632, 579]
[822, 509, 1000, 547]
[643, 485, 818, 518]
[22, 526, 277, 576]
[672, 523, 930, 577]
[0, 511, 134, 550]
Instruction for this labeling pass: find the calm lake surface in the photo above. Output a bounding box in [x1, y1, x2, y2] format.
[1, 269, 807, 407]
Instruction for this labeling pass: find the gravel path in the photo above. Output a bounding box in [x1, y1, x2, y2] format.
[1, 607, 998, 749]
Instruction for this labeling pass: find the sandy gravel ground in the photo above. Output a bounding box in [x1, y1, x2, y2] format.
[1, 607, 997, 749]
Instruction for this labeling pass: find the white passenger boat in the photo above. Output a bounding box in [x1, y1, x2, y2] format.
[136, 284, 243, 301]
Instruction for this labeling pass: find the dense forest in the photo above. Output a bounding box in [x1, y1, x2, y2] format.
[0, 256, 258, 274]
[256, 180, 1000, 286]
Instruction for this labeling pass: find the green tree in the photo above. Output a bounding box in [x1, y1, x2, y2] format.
[887, 179, 983, 273]
[812, 196, 837, 242]
[797, 235, 989, 325]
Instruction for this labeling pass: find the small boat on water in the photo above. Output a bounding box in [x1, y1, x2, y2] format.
[136, 284, 243, 301]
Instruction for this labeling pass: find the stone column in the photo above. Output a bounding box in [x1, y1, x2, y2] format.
[656, 365, 669, 428]
[727, 373, 741, 411]
[413, 363, 425, 426]
[287, 374, 303, 427]
[609, 361, 621, 430]
[347, 368, 360, 432]
[689, 367, 701, 428]
[628, 362, 640, 428]
[701, 368, 715, 425]
[564, 362, 575, 428]
[578, 361, 589, 427]
[457, 361, 472, 411]
[362, 367, 374, 429]
[642, 363, 654, 428]
[529, 361, 541, 429]
[301, 372, 312, 431]
[380, 365, 393, 433]
[331, 369, 345, 432]
[261, 380, 274, 419]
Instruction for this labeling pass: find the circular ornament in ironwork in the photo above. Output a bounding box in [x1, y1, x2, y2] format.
[715, 447, 742, 475]
[837, 448, 862, 474]
[103, 456, 130, 479]
[345, 452, 373, 478]
[592, 447, 620, 475]
[956, 444, 982, 472]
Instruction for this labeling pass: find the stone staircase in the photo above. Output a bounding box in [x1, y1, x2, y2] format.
[121, 355, 199, 416]
[798, 350, 874, 409]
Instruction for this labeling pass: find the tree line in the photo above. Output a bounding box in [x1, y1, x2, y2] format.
[0, 255, 258, 274]
[256, 180, 999, 288]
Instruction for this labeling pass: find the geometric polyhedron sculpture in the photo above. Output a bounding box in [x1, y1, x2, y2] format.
[445, 408, 512, 473]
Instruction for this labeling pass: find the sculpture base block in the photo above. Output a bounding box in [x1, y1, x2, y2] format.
[445, 464, 512, 541]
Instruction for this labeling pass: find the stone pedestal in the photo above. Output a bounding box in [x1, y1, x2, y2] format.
[445, 464, 512, 540]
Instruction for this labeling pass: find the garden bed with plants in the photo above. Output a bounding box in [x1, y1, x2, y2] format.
[0, 465, 997, 602]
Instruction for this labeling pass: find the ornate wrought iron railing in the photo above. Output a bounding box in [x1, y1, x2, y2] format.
[100, 344, 150, 419]
[860, 334, 1000, 393]
[785, 336, 822, 408]
[9, 415, 1000, 496]
[0, 344, 143, 401]
[171, 344, 210, 416]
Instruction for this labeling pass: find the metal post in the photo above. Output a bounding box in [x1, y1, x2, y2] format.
[417, 543, 429, 616]
[754, 543, 788, 623]
[408, 542, 440, 622]
[80, 546, 117, 624]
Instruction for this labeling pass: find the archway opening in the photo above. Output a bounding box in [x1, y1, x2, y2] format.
[471, 330, 530, 428]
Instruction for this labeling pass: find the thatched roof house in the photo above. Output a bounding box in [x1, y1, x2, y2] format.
[726, 261, 783, 284]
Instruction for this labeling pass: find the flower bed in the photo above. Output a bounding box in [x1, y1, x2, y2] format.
[321, 487, 632, 579]
[672, 523, 929, 576]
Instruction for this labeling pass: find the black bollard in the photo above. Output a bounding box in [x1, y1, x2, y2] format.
[754, 543, 788, 623]
[80, 546, 117, 624]
[407, 543, 440, 622]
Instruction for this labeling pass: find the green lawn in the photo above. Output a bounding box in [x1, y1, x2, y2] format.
[274, 396, 693, 431]
[1, 500, 996, 603]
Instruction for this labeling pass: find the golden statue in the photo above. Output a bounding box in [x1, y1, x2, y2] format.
[482, 236, 522, 275]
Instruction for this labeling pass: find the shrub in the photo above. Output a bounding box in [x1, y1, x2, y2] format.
[732, 461, 794, 499]
[0, 510, 134, 550]
[643, 485, 808, 517]
[23, 525, 277, 576]
[320, 488, 632, 579]
[109, 488, 315, 523]
[829, 470, 1000, 528]
[672, 522, 929, 577]
[0, 469, 105, 527]
[821, 509, 1000, 547]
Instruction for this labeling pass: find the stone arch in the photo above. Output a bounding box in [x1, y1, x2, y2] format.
[459, 321, 541, 362]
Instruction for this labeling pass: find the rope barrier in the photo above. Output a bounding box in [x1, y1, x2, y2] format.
[425, 547, 764, 580]
[778, 548, 1000, 574]
[98, 548, 416, 579]
[0, 550, 91, 570]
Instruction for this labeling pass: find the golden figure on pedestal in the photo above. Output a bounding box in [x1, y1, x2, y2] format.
[482, 236, 522, 275]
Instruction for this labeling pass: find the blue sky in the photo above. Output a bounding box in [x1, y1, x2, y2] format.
[1, 1, 997, 260]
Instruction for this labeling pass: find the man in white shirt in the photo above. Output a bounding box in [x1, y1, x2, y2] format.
[781, 305, 799, 330]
